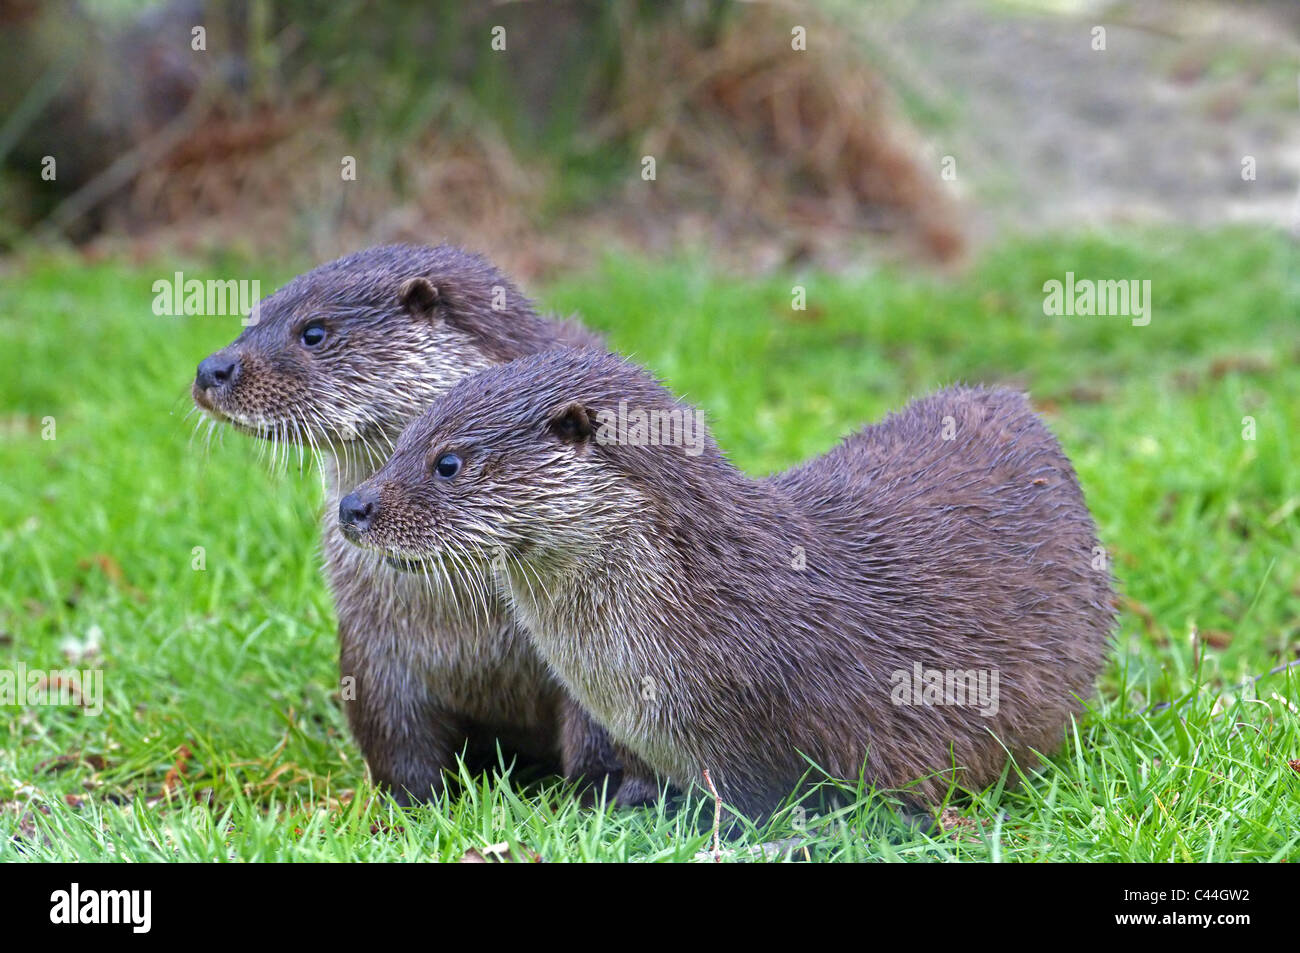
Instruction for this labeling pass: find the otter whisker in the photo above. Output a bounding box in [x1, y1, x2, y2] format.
[440, 541, 488, 630]
[419, 556, 442, 606]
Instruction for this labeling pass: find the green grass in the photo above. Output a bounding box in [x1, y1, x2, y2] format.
[1, 228, 1297, 861]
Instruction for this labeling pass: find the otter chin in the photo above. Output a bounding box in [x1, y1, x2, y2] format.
[383, 554, 432, 573]
[192, 396, 280, 440]
[342, 347, 1116, 820]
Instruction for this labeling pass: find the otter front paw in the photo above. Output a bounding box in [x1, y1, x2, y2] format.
[613, 773, 662, 808]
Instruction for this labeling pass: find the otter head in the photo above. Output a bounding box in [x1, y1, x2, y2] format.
[336, 349, 719, 581]
[191, 244, 536, 462]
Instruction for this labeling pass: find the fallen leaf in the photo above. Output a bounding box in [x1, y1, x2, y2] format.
[1120, 595, 1166, 644]
[33, 673, 84, 707]
[1209, 354, 1273, 380]
[162, 744, 193, 795]
[77, 553, 146, 602]
[1201, 630, 1233, 649]
[35, 751, 106, 774]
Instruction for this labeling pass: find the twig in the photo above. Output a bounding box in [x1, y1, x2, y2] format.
[701, 767, 722, 862]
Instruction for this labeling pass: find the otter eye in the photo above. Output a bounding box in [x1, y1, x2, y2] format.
[434, 453, 462, 480]
[300, 322, 327, 348]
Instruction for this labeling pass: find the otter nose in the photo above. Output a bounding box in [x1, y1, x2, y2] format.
[339, 489, 380, 532]
[196, 353, 241, 391]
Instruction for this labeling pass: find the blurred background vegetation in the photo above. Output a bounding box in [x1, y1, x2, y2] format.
[1, 0, 996, 273]
[3, 0, 1296, 276]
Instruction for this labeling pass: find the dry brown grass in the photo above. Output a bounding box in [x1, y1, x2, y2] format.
[81, 3, 962, 277]
[593, 2, 963, 264]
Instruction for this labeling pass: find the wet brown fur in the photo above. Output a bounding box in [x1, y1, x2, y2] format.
[344, 349, 1116, 818]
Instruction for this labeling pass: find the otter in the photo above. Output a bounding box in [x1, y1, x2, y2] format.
[191, 245, 656, 805]
[337, 348, 1115, 818]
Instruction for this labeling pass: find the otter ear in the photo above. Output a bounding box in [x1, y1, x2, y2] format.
[548, 403, 593, 445]
[399, 276, 441, 318]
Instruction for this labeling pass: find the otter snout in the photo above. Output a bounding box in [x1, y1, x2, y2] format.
[339, 487, 380, 536]
[195, 352, 242, 392]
